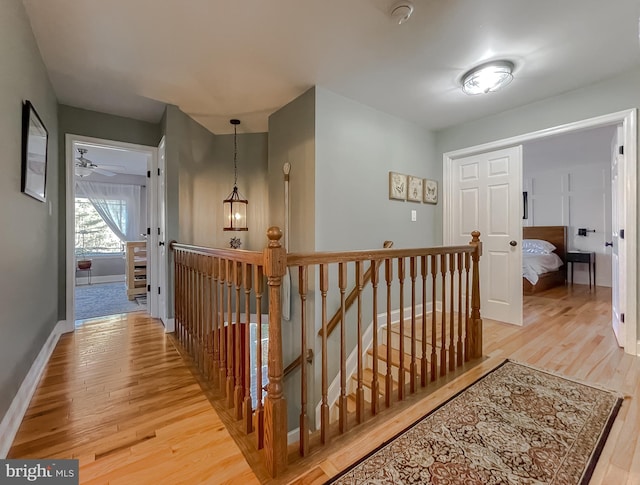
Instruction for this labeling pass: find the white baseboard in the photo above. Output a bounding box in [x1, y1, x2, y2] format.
[164, 317, 175, 333]
[0, 320, 65, 458]
[75, 274, 125, 286]
[287, 427, 299, 445]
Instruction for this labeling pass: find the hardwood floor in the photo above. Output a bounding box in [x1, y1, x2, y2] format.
[8, 312, 259, 485]
[9, 285, 639, 484]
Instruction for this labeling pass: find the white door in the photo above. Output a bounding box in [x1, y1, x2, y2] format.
[157, 138, 168, 324]
[145, 152, 154, 315]
[450, 146, 523, 325]
[610, 126, 625, 347]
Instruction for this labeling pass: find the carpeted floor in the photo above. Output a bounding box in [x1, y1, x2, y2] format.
[75, 282, 146, 322]
[329, 360, 622, 485]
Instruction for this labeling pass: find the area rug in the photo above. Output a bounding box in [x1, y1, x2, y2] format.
[75, 282, 145, 321]
[328, 360, 622, 485]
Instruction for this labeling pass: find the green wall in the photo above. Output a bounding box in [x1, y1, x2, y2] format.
[0, 0, 60, 425]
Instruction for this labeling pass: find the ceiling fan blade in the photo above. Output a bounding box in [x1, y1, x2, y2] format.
[93, 168, 117, 176]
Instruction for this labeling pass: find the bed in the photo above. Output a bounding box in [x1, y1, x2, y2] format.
[522, 226, 567, 295]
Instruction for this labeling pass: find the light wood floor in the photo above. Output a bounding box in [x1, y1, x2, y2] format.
[9, 285, 640, 484]
[8, 312, 259, 485]
[289, 284, 640, 484]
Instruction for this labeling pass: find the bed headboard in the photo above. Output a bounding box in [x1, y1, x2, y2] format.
[522, 226, 567, 262]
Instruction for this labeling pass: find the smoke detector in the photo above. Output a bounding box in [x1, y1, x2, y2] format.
[390, 2, 414, 24]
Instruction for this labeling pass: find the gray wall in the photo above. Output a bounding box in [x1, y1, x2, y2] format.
[163, 106, 270, 318]
[57, 105, 162, 318]
[268, 87, 316, 253]
[313, 87, 438, 421]
[268, 87, 439, 428]
[0, 0, 59, 424]
[435, 65, 640, 335]
[316, 86, 439, 251]
[267, 87, 317, 429]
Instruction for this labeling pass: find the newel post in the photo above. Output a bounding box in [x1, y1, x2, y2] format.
[469, 231, 483, 359]
[263, 227, 288, 477]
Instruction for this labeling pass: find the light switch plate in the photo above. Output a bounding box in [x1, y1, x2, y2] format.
[411, 210, 417, 222]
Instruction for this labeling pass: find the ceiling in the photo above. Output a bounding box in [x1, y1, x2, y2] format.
[23, 0, 640, 135]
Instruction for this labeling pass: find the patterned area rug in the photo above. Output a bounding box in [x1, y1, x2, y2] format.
[328, 360, 622, 485]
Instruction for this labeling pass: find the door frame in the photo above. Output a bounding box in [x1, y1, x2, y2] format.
[443, 109, 637, 355]
[64, 134, 159, 332]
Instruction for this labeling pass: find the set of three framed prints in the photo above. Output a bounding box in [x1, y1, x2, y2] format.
[388, 171, 438, 204]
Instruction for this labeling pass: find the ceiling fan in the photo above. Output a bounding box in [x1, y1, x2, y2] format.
[75, 148, 118, 177]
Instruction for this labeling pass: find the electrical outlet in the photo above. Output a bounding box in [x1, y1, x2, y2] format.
[411, 210, 417, 222]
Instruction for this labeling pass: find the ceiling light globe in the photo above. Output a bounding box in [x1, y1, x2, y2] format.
[462, 60, 514, 95]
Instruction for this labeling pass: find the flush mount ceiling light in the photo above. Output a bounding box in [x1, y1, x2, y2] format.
[461, 60, 515, 95]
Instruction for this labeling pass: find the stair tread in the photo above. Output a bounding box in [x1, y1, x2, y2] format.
[367, 344, 430, 366]
[354, 368, 397, 395]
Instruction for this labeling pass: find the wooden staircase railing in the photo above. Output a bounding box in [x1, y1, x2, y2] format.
[321, 240, 394, 338]
[170, 227, 482, 478]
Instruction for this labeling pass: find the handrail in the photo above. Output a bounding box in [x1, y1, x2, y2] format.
[283, 348, 313, 378]
[319, 241, 393, 338]
[288, 244, 474, 266]
[170, 241, 264, 265]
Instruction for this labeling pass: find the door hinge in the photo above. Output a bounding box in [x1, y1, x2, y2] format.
[620, 229, 625, 239]
[158, 287, 161, 295]
[619, 145, 624, 155]
[157, 168, 161, 176]
[147, 284, 151, 292]
[621, 313, 625, 323]
[158, 227, 160, 236]
[147, 170, 151, 178]
[147, 227, 151, 235]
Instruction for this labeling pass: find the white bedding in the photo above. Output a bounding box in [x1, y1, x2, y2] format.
[522, 253, 564, 285]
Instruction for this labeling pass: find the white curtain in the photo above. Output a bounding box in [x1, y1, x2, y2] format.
[76, 181, 141, 242]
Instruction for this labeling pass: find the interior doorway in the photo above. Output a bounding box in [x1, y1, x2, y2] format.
[65, 135, 160, 329]
[72, 140, 150, 323]
[443, 109, 637, 355]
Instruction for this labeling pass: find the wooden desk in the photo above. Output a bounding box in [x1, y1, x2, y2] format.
[566, 251, 595, 288]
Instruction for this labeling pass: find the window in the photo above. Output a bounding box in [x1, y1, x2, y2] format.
[75, 197, 125, 256]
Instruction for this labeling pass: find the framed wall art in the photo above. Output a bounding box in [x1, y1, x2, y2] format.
[21, 100, 48, 202]
[424, 178, 438, 204]
[407, 176, 423, 202]
[389, 172, 407, 200]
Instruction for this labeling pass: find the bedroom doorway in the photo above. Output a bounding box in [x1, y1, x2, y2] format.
[65, 135, 160, 330]
[443, 109, 637, 355]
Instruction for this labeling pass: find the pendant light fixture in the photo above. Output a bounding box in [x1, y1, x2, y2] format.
[223, 119, 248, 231]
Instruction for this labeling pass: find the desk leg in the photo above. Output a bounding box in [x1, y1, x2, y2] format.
[588, 262, 591, 289]
[593, 260, 595, 290]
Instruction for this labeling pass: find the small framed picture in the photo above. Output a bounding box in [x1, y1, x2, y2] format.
[407, 176, 423, 202]
[389, 172, 407, 200]
[424, 178, 438, 204]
